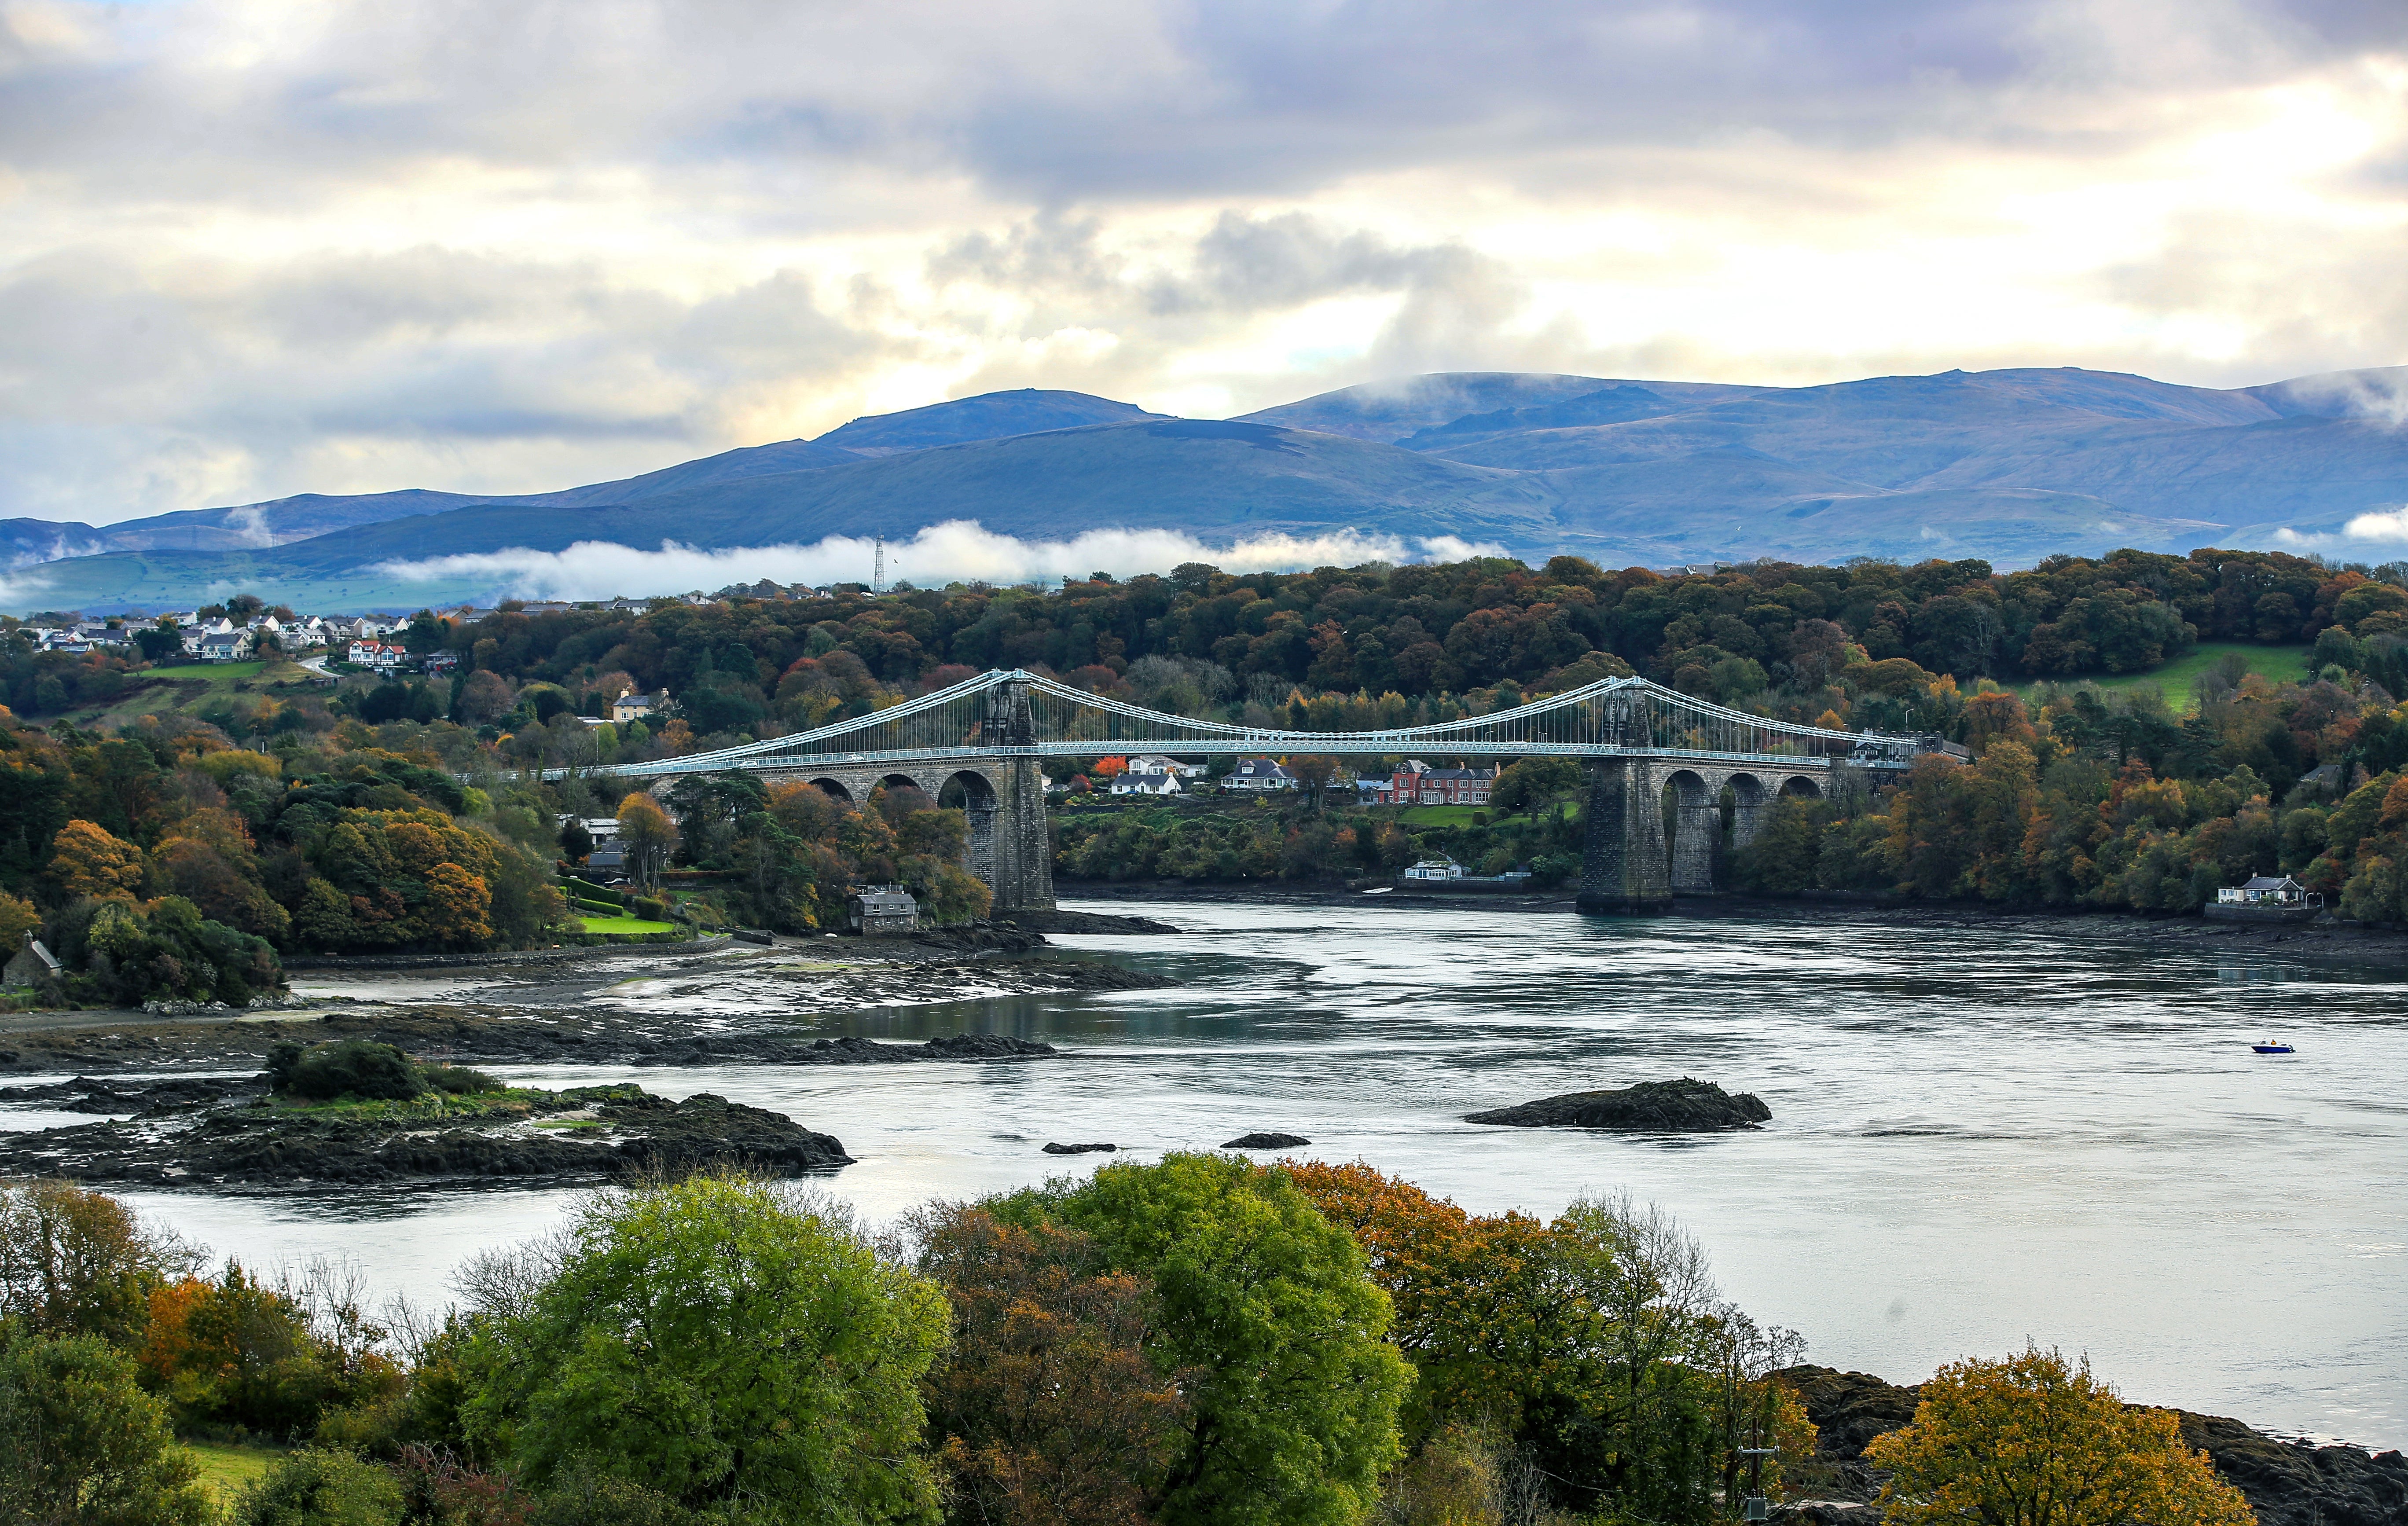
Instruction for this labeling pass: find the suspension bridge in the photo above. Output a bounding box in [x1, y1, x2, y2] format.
[596, 668, 1943, 914]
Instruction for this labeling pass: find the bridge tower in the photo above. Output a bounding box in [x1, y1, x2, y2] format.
[981, 675, 1056, 913]
[1575, 757, 1673, 914]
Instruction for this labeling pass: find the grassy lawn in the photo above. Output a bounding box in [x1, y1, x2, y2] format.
[2013, 642, 2314, 713]
[142, 660, 266, 680]
[184, 1439, 281, 1507]
[1397, 804, 1483, 827]
[579, 914, 680, 935]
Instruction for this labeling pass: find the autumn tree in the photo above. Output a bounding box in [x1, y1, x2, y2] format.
[615, 792, 679, 891]
[1288, 754, 1344, 812]
[48, 818, 145, 899]
[913, 1206, 1192, 1526]
[1867, 1345, 2252, 1526]
[0, 1179, 203, 1345]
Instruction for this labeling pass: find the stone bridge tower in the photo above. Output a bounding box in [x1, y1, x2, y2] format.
[720, 676, 1056, 915]
[1575, 756, 1829, 914]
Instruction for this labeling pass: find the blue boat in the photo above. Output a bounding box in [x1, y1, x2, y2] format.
[2251, 1039, 2295, 1055]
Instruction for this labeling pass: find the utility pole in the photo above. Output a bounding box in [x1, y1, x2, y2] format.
[1739, 1426, 1777, 1522]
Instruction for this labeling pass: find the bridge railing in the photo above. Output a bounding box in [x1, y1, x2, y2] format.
[594, 668, 1916, 778]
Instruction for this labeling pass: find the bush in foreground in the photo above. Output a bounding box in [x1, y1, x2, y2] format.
[461, 1173, 949, 1522]
[1867, 1344, 2253, 1526]
[0, 1332, 212, 1526]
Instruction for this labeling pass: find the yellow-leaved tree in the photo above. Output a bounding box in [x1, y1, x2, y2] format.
[1867, 1345, 2251, 1526]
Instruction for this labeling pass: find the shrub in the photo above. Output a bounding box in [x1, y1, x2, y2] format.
[272, 1040, 426, 1101]
[0, 1332, 213, 1526]
[231, 1448, 406, 1526]
[631, 896, 668, 922]
[1867, 1345, 2251, 1526]
[421, 1064, 502, 1096]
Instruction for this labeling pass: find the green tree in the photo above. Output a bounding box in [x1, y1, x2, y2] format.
[1867, 1345, 2250, 1526]
[463, 1174, 948, 1523]
[1490, 756, 1583, 824]
[231, 1447, 405, 1526]
[0, 1333, 212, 1526]
[999, 1153, 1410, 1526]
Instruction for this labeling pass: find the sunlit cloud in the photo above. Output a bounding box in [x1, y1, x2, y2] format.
[1, 0, 2404, 523]
[368, 521, 1503, 602]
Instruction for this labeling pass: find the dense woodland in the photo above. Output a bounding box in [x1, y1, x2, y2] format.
[8, 544, 2408, 1006]
[0, 1159, 2247, 1526]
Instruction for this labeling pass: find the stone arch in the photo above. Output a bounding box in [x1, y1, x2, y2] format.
[807, 777, 854, 802]
[938, 769, 998, 812]
[1725, 772, 1770, 851]
[1662, 768, 1718, 894]
[940, 769, 1002, 891]
[1779, 774, 1823, 799]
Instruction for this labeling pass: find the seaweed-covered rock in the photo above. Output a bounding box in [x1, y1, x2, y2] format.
[1042, 1141, 1116, 1155]
[1222, 1132, 1310, 1149]
[1465, 1078, 1770, 1131]
[0, 1082, 853, 1188]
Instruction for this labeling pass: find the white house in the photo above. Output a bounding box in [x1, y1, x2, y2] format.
[348, 640, 404, 669]
[196, 629, 254, 662]
[1127, 754, 1204, 778]
[1224, 757, 1297, 792]
[1110, 769, 1184, 797]
[1402, 857, 1465, 882]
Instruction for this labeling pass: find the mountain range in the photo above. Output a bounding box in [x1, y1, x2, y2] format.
[5, 366, 2404, 613]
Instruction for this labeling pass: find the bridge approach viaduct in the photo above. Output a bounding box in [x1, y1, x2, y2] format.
[592, 670, 1936, 916]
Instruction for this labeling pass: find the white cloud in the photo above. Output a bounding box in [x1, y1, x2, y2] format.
[2343, 506, 2408, 540]
[1, 0, 2404, 524]
[368, 520, 1496, 601]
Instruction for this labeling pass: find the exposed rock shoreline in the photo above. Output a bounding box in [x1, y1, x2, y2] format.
[1771, 1365, 2408, 1526]
[0, 951, 1164, 1076]
[0, 1075, 856, 1189]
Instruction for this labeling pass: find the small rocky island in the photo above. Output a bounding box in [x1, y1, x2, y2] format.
[0, 1040, 855, 1189]
[1466, 1078, 1772, 1132]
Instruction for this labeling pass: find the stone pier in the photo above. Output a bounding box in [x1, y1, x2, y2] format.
[1575, 757, 1827, 915]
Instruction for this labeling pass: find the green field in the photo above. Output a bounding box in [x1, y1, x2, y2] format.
[184, 1439, 281, 1507]
[579, 914, 680, 935]
[142, 660, 266, 680]
[2015, 642, 2313, 713]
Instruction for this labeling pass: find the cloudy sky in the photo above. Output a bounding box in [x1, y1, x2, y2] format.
[2, 0, 2404, 525]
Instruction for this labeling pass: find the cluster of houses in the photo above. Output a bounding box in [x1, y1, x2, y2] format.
[13, 609, 424, 664]
[1084, 756, 1500, 805]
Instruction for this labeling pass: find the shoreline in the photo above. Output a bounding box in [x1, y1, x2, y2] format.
[1053, 879, 2408, 965]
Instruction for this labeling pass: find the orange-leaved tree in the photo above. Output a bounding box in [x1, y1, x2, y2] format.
[48, 819, 145, 899]
[616, 793, 679, 891]
[1866, 1345, 2251, 1526]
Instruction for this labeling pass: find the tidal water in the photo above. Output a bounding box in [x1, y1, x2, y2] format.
[29, 901, 2408, 1445]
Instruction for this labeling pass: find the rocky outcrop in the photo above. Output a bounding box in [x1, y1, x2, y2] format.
[1774, 1366, 1922, 1463]
[1222, 1132, 1310, 1149]
[1768, 1364, 2408, 1526]
[2167, 1411, 2408, 1526]
[1042, 1141, 1116, 1155]
[1, 1075, 266, 1114]
[1465, 1078, 1771, 1131]
[1002, 908, 1182, 935]
[0, 1083, 853, 1188]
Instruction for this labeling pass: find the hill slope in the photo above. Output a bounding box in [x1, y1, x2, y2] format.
[8, 366, 2406, 614]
